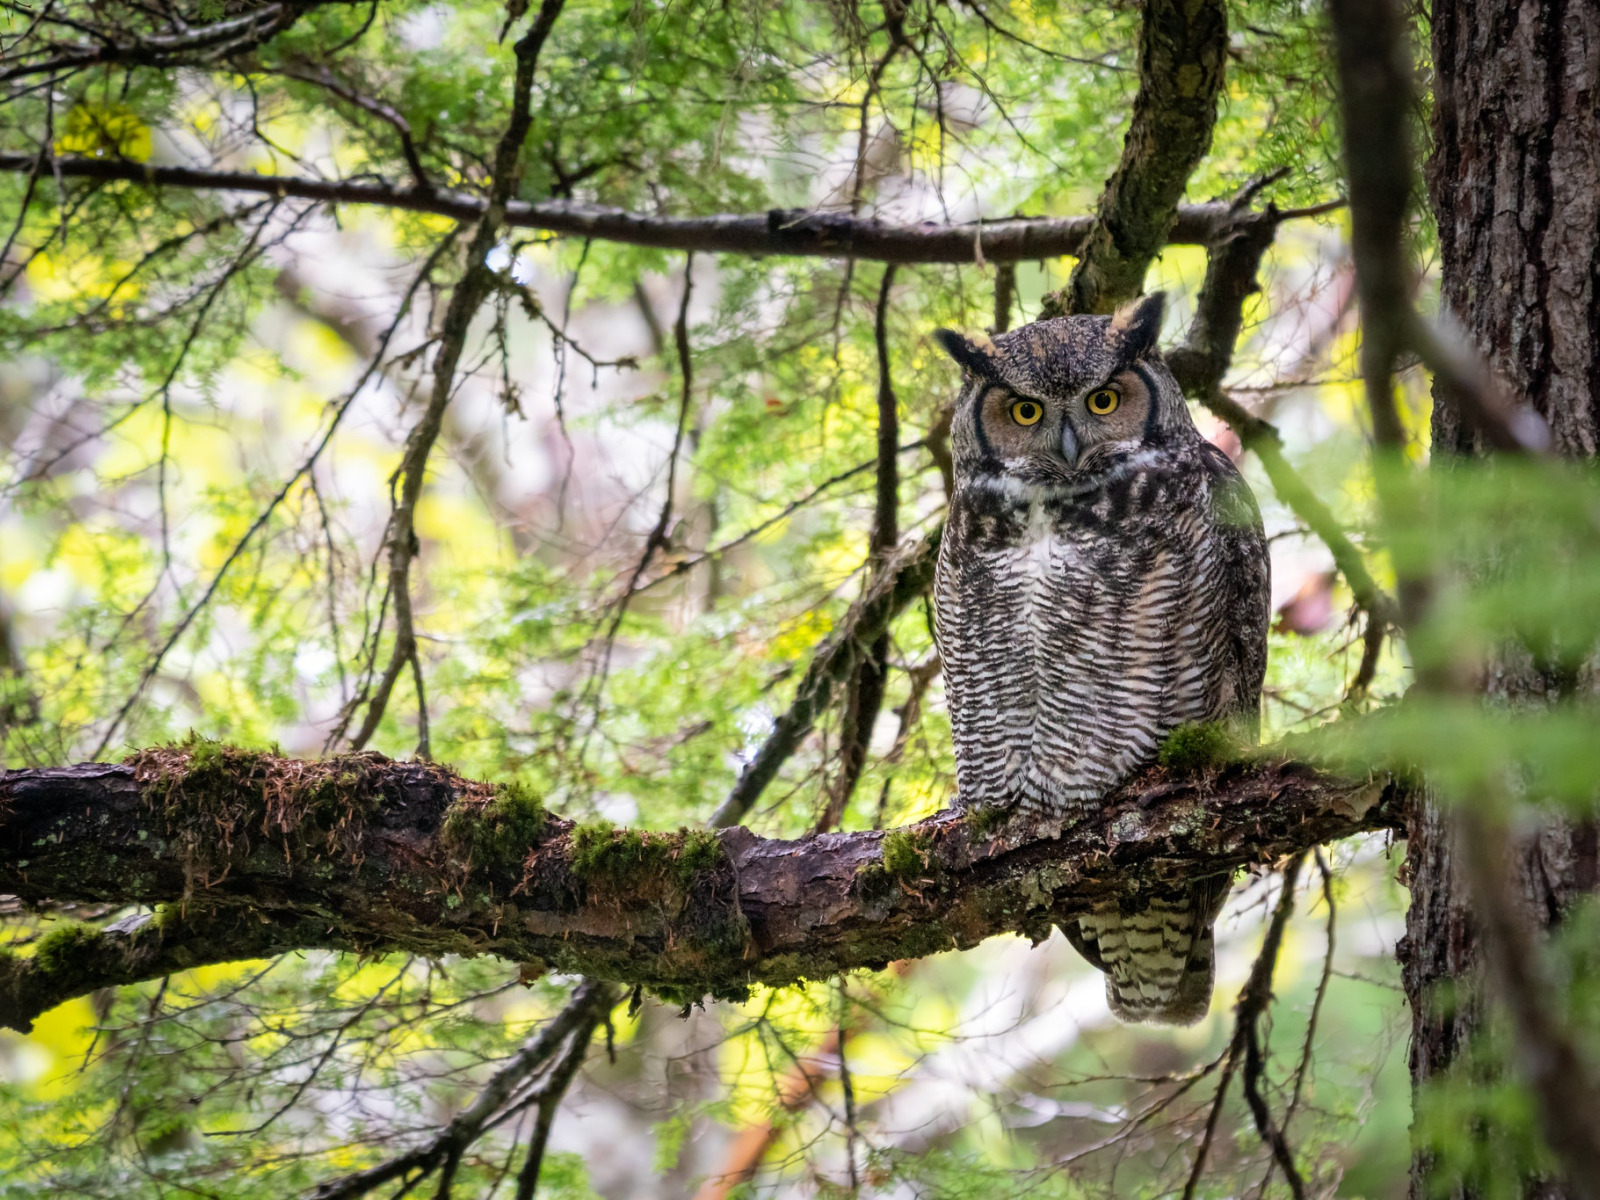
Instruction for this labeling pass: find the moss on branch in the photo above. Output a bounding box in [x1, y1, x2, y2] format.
[0, 744, 1409, 1031]
[441, 780, 548, 873]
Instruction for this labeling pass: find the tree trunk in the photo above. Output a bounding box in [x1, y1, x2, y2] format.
[1407, 0, 1600, 1194]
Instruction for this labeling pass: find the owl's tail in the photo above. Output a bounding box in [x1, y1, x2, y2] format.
[1063, 880, 1230, 1025]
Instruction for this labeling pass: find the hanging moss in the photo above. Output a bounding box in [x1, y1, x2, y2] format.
[647, 979, 752, 1011]
[32, 922, 104, 977]
[440, 779, 548, 872]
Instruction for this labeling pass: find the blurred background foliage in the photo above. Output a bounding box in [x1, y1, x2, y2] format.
[1, 0, 1590, 1194]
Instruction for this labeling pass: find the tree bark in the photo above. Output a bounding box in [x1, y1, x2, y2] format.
[0, 745, 1404, 1033]
[1406, 0, 1600, 1193]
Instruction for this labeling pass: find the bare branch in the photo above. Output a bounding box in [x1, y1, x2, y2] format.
[869, 266, 901, 559]
[1286, 848, 1335, 1123]
[1183, 857, 1309, 1196]
[0, 154, 1271, 264]
[625, 442, 930, 599]
[273, 61, 432, 191]
[344, 0, 567, 751]
[710, 528, 941, 829]
[1163, 206, 1280, 395]
[1163, 201, 1398, 630]
[818, 264, 900, 832]
[1238, 855, 1309, 1200]
[306, 978, 617, 1200]
[511, 1008, 595, 1200]
[88, 230, 455, 756]
[0, 1, 327, 84]
[0, 904, 338, 1035]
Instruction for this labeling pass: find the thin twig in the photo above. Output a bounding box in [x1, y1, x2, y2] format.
[621, 441, 931, 601]
[511, 1020, 593, 1200]
[307, 980, 616, 1200]
[581, 252, 696, 728]
[274, 61, 432, 191]
[1184, 856, 1307, 1197]
[346, 0, 567, 751]
[817, 264, 899, 831]
[1237, 855, 1309, 1200]
[1287, 848, 1335, 1122]
[709, 528, 941, 828]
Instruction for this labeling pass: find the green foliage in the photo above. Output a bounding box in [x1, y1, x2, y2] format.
[0, 0, 1557, 1195]
[0, 951, 585, 1197]
[1416, 897, 1600, 1198]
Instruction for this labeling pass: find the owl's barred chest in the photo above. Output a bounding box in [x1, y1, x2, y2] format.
[944, 475, 1214, 618]
[936, 470, 1231, 815]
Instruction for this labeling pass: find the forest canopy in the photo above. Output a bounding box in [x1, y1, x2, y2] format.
[1, 0, 1599, 1197]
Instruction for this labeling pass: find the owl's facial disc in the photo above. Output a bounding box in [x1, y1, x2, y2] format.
[934, 305, 1180, 485]
[964, 383, 1074, 479]
[1062, 368, 1156, 470]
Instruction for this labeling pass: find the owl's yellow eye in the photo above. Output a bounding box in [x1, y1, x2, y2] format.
[1009, 399, 1043, 426]
[1086, 388, 1120, 416]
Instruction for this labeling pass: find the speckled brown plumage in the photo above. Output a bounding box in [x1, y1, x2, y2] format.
[932, 293, 1269, 1024]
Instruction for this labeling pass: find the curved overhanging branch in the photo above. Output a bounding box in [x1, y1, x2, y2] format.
[0, 1, 337, 84]
[0, 153, 1268, 265]
[1044, 0, 1228, 314]
[0, 744, 1406, 1032]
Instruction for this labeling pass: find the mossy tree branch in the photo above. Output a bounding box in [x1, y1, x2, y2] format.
[1043, 0, 1229, 315]
[0, 739, 1406, 1033]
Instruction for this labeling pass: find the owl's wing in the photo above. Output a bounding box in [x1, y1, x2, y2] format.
[933, 493, 1040, 813]
[1199, 443, 1271, 728]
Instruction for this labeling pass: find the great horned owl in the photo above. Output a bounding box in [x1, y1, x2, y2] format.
[931, 293, 1270, 1025]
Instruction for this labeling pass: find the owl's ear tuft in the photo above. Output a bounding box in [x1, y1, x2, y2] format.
[1110, 292, 1166, 359]
[932, 328, 999, 378]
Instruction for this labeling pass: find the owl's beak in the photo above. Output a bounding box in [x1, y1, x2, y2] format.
[1060, 421, 1080, 467]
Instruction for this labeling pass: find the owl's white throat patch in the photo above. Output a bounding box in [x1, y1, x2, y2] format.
[970, 471, 1084, 503]
[1021, 498, 1058, 581]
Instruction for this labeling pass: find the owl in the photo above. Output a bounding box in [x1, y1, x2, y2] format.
[931, 293, 1270, 1024]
